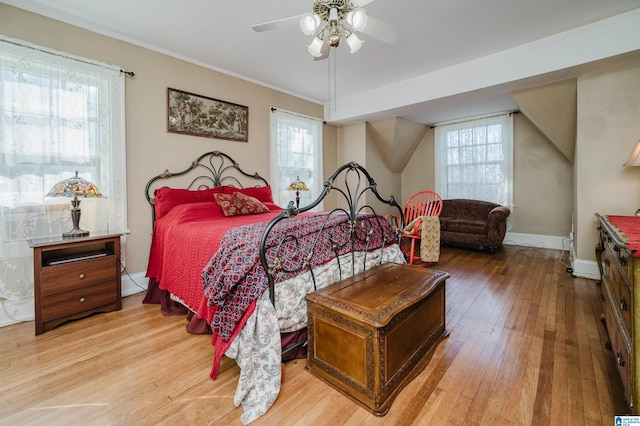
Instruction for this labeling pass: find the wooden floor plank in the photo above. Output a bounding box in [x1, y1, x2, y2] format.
[0, 245, 628, 425]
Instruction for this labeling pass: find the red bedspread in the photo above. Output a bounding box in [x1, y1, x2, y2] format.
[145, 201, 284, 322]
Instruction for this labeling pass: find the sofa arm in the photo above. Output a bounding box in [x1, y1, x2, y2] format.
[486, 206, 511, 247]
[487, 206, 510, 223]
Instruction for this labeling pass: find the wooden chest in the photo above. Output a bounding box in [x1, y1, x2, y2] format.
[305, 262, 449, 415]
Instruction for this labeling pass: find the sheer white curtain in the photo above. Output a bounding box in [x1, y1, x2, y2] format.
[0, 35, 127, 324]
[435, 113, 514, 209]
[269, 108, 323, 210]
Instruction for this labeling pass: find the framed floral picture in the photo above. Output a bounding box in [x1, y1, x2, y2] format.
[167, 87, 248, 142]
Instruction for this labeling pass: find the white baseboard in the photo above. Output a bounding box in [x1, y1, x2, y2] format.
[122, 271, 148, 297]
[0, 271, 148, 329]
[503, 232, 572, 251]
[503, 232, 600, 281]
[571, 257, 601, 280]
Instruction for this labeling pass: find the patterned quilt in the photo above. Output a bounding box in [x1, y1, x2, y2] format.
[202, 211, 396, 378]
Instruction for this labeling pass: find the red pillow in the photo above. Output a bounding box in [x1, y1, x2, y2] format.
[154, 186, 224, 219]
[224, 185, 274, 204]
[214, 192, 270, 216]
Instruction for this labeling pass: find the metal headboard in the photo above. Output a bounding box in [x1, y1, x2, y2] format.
[144, 150, 269, 223]
[259, 161, 405, 306]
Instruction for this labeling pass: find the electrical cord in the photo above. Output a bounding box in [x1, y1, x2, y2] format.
[117, 257, 147, 292]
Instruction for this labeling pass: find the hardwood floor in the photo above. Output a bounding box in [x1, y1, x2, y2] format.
[0, 245, 629, 425]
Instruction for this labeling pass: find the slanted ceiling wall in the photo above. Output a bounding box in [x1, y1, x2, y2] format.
[366, 117, 428, 173]
[511, 78, 577, 163]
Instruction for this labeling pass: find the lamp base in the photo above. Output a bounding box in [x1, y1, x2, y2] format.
[64, 201, 89, 238]
[63, 228, 90, 238]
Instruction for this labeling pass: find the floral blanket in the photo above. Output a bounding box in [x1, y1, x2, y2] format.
[228, 246, 405, 424]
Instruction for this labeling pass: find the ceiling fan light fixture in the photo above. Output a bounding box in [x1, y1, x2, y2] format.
[328, 20, 341, 47]
[300, 13, 321, 36]
[346, 31, 363, 53]
[308, 36, 325, 57]
[328, 7, 339, 22]
[346, 8, 368, 31]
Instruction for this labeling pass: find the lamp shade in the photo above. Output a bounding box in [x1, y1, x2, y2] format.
[346, 32, 363, 54]
[624, 140, 640, 166]
[308, 36, 325, 57]
[346, 8, 368, 31]
[300, 13, 321, 35]
[287, 176, 309, 192]
[47, 171, 102, 198]
[47, 171, 102, 238]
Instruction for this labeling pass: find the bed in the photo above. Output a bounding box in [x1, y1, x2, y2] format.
[143, 151, 406, 424]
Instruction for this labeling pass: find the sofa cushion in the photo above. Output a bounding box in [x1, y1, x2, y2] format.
[444, 219, 488, 235]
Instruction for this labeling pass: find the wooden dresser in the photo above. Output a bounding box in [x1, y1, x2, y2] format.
[595, 213, 640, 411]
[29, 233, 122, 335]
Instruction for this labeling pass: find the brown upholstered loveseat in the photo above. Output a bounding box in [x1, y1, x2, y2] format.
[439, 199, 511, 253]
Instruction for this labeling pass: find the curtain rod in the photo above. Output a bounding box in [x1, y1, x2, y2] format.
[430, 110, 519, 128]
[270, 107, 325, 124]
[0, 35, 135, 77]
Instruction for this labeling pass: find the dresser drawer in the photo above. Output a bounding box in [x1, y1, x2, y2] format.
[40, 256, 116, 297]
[40, 279, 117, 322]
[608, 258, 633, 334]
[604, 290, 632, 406]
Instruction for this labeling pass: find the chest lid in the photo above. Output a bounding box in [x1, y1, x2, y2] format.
[306, 262, 449, 327]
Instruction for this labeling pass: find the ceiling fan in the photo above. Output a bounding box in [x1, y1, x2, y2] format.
[252, 0, 398, 59]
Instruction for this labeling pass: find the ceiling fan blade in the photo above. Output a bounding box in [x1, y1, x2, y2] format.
[359, 16, 398, 45]
[252, 14, 301, 32]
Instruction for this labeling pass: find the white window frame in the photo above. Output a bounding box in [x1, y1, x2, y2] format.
[435, 113, 513, 208]
[269, 108, 323, 210]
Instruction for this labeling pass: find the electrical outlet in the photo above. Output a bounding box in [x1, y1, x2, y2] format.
[569, 231, 574, 241]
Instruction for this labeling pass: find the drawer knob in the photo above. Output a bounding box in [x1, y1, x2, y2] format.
[79, 297, 86, 303]
[617, 352, 625, 367]
[599, 294, 605, 302]
[620, 298, 628, 311]
[79, 273, 86, 279]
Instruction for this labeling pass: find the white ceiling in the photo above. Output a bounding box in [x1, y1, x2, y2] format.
[4, 0, 640, 125]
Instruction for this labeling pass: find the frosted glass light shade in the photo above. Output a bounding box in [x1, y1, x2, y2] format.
[308, 37, 325, 57]
[346, 8, 368, 31]
[624, 140, 640, 166]
[346, 32, 363, 53]
[300, 13, 321, 35]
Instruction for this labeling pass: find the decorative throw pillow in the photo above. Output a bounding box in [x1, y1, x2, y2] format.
[213, 193, 243, 216]
[213, 192, 270, 216]
[234, 192, 270, 214]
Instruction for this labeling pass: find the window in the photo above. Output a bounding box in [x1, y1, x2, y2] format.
[0, 36, 126, 314]
[435, 113, 513, 208]
[269, 108, 323, 209]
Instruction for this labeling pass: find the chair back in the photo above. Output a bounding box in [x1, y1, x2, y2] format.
[403, 190, 443, 224]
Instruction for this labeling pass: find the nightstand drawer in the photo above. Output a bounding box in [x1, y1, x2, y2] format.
[40, 256, 116, 297]
[40, 280, 117, 322]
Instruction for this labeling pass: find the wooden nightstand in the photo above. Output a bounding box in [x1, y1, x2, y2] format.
[29, 233, 122, 335]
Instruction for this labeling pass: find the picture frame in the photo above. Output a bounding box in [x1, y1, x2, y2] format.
[167, 87, 248, 142]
